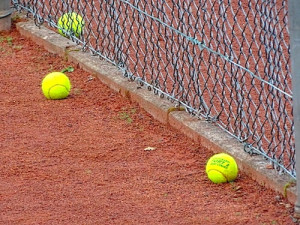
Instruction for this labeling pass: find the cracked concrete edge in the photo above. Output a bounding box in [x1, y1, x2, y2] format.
[16, 21, 297, 204]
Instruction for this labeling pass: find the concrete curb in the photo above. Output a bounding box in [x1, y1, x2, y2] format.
[16, 21, 297, 204]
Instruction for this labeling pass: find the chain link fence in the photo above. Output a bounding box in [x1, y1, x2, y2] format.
[11, 0, 294, 178]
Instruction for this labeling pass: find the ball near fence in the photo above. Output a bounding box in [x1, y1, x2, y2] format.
[57, 12, 84, 38]
[206, 153, 238, 184]
[41, 72, 71, 100]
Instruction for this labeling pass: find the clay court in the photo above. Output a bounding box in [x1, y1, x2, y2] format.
[0, 18, 297, 224]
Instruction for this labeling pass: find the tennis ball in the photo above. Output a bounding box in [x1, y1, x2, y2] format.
[206, 153, 238, 184]
[57, 12, 84, 38]
[41, 72, 71, 100]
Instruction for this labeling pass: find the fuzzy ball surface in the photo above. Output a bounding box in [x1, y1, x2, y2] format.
[205, 153, 238, 184]
[57, 12, 84, 38]
[41, 72, 71, 100]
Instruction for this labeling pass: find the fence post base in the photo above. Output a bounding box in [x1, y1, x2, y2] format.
[0, 17, 11, 31]
[0, 0, 12, 31]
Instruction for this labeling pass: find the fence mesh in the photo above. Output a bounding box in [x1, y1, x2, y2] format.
[11, 0, 294, 178]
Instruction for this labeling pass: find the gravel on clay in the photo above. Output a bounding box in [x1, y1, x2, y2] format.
[0, 20, 297, 225]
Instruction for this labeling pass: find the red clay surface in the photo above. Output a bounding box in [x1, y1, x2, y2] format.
[0, 21, 297, 225]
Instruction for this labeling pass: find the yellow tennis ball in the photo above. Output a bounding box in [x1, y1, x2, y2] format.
[57, 12, 84, 38]
[206, 153, 238, 184]
[41, 72, 71, 100]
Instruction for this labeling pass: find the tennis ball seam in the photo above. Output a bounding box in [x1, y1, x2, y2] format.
[48, 84, 70, 100]
[207, 169, 229, 183]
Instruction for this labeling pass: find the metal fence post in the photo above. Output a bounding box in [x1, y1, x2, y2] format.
[289, 0, 300, 218]
[0, 0, 12, 31]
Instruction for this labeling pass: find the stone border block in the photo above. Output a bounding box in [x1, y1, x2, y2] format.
[17, 22, 77, 57]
